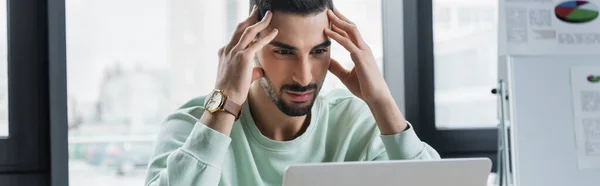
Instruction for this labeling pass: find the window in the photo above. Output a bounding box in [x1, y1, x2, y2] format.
[433, 7, 451, 29]
[66, 0, 382, 185]
[433, 0, 498, 129]
[0, 0, 7, 137]
[457, 7, 475, 27]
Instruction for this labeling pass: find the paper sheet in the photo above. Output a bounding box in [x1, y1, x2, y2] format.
[570, 66, 600, 170]
[500, 0, 600, 55]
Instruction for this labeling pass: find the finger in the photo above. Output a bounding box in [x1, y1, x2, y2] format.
[325, 28, 360, 53]
[333, 8, 353, 25]
[327, 9, 354, 35]
[331, 24, 349, 38]
[327, 9, 367, 48]
[328, 58, 348, 80]
[251, 67, 264, 82]
[218, 47, 225, 56]
[331, 23, 360, 48]
[246, 28, 279, 53]
[233, 11, 273, 52]
[247, 5, 259, 22]
[225, 5, 259, 53]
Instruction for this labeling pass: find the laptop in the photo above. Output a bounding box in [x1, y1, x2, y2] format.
[282, 158, 492, 186]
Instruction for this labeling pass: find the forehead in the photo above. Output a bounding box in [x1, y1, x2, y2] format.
[266, 10, 330, 49]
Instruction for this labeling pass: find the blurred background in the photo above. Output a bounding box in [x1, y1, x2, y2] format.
[0, 0, 498, 185]
[63, 0, 382, 184]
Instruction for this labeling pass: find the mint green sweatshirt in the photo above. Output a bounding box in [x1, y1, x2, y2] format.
[144, 89, 440, 186]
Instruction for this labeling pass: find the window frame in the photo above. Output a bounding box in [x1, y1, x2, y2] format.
[47, 0, 69, 185]
[1, 0, 67, 185]
[395, 0, 498, 170]
[0, 0, 51, 174]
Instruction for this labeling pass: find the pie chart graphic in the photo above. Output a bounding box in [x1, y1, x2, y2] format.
[555, 1, 599, 23]
[588, 75, 600, 82]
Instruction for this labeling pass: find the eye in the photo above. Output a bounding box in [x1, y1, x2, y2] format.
[311, 48, 328, 54]
[274, 50, 293, 55]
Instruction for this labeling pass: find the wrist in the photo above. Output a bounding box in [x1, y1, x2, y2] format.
[365, 93, 395, 107]
[227, 93, 246, 106]
[200, 110, 236, 136]
[365, 95, 408, 135]
[218, 88, 246, 105]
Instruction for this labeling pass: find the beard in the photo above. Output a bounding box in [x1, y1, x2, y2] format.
[258, 74, 320, 117]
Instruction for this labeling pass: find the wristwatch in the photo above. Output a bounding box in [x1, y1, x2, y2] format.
[203, 89, 242, 121]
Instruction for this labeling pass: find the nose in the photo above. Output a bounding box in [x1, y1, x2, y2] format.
[291, 57, 313, 86]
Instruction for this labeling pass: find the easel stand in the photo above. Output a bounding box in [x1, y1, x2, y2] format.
[494, 80, 512, 186]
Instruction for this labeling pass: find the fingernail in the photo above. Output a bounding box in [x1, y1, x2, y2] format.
[261, 11, 270, 21]
[253, 5, 257, 10]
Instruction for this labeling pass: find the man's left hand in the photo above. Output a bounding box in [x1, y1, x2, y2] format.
[324, 8, 391, 106]
[325, 8, 407, 134]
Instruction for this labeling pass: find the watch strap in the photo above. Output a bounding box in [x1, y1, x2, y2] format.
[222, 98, 242, 121]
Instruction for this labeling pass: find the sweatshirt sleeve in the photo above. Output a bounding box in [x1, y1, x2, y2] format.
[144, 108, 231, 186]
[370, 122, 441, 160]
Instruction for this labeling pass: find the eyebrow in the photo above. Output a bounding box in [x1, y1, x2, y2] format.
[313, 40, 332, 49]
[269, 40, 332, 51]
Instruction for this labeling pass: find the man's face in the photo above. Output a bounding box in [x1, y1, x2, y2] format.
[255, 10, 331, 117]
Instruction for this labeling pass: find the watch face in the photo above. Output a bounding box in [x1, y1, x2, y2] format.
[206, 91, 224, 112]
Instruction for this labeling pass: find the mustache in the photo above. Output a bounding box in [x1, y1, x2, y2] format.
[280, 83, 317, 92]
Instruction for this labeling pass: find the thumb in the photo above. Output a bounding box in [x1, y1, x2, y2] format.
[328, 58, 348, 79]
[251, 67, 264, 82]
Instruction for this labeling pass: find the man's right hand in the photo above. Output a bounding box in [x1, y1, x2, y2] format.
[215, 6, 278, 105]
[200, 6, 278, 136]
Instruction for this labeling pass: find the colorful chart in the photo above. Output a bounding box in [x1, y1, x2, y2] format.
[587, 75, 600, 82]
[555, 1, 599, 23]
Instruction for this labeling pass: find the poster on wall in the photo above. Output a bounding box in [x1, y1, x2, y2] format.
[570, 66, 600, 170]
[499, 0, 600, 55]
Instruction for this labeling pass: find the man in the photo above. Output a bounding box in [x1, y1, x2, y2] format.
[145, 0, 440, 185]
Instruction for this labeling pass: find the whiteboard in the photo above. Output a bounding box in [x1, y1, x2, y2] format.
[499, 0, 600, 56]
[506, 56, 600, 186]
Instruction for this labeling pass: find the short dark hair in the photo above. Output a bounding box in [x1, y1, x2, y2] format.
[252, 0, 334, 22]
